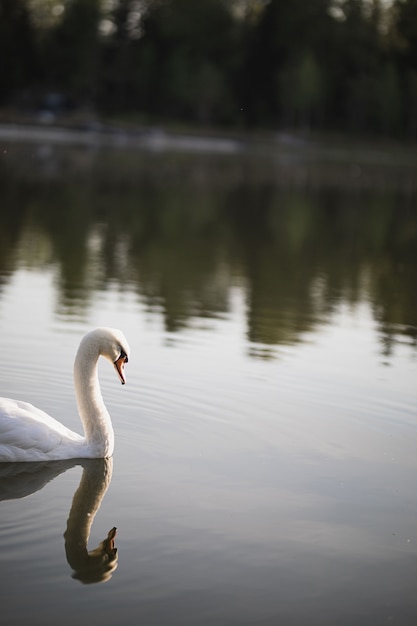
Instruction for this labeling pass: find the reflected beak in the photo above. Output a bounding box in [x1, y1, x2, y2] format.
[105, 527, 117, 555]
[114, 356, 127, 385]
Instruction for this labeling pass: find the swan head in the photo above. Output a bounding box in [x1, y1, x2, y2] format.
[82, 327, 130, 385]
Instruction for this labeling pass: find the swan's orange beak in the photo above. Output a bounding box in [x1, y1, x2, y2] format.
[114, 355, 127, 385]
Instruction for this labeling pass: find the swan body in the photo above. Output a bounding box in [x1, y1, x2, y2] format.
[0, 328, 129, 463]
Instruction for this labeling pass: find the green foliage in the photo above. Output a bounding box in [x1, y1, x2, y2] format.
[280, 51, 324, 128]
[3, 0, 417, 136]
[133, 0, 238, 122]
[0, 0, 37, 102]
[376, 62, 402, 133]
[41, 0, 101, 98]
[393, 0, 417, 68]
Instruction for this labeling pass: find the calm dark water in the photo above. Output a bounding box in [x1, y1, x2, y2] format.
[0, 139, 417, 625]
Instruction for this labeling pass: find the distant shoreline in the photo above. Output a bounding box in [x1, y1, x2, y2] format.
[0, 122, 243, 155]
[1, 122, 416, 169]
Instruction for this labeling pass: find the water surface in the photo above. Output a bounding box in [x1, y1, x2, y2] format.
[0, 140, 417, 625]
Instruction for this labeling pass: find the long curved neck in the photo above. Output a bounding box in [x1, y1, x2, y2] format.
[65, 459, 112, 549]
[73, 338, 114, 457]
[64, 459, 117, 583]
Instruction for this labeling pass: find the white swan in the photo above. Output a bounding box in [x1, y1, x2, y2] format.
[0, 328, 129, 462]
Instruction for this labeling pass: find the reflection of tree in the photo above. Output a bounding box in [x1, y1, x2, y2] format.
[132, 237, 230, 333]
[1, 148, 417, 358]
[0, 164, 29, 285]
[225, 185, 321, 348]
[369, 206, 417, 357]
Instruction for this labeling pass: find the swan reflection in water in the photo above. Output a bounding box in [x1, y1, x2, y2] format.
[0, 458, 118, 584]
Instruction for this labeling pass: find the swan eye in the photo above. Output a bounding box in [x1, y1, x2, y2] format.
[119, 349, 128, 363]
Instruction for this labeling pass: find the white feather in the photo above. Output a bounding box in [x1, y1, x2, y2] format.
[0, 328, 129, 462]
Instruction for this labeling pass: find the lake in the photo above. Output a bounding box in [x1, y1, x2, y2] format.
[0, 134, 417, 625]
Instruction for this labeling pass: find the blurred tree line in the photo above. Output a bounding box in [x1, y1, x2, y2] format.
[2, 0, 417, 138]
